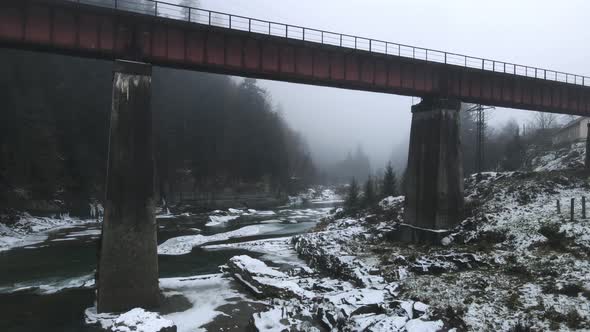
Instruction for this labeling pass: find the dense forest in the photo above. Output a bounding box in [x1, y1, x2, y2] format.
[0, 49, 315, 213]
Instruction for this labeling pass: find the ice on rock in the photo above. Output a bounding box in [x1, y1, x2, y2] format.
[158, 224, 282, 255]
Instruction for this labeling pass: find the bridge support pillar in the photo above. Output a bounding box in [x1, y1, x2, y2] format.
[403, 97, 464, 242]
[97, 60, 159, 313]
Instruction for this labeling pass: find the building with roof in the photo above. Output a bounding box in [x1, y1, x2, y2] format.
[553, 117, 590, 145]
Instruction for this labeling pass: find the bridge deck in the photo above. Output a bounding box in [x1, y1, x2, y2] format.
[1, 0, 589, 115]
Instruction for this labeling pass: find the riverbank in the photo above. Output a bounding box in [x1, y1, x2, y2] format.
[0, 212, 99, 252]
[231, 170, 590, 331]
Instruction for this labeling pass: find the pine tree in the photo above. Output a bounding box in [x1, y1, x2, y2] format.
[363, 176, 376, 208]
[345, 177, 359, 211]
[381, 162, 397, 198]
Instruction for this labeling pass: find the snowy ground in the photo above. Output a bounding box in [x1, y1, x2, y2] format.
[529, 141, 586, 172]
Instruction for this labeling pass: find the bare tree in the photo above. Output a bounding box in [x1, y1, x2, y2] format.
[531, 112, 558, 130]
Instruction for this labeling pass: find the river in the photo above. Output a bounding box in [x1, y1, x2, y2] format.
[0, 201, 340, 332]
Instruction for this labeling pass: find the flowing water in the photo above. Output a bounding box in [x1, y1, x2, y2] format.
[0, 203, 338, 332]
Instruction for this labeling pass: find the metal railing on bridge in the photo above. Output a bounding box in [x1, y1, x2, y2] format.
[69, 0, 589, 87]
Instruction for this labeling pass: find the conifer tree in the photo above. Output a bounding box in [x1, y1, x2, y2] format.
[363, 175, 376, 208]
[345, 177, 359, 211]
[381, 162, 398, 198]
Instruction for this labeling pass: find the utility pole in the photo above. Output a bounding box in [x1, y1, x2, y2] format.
[467, 104, 494, 174]
[475, 104, 484, 174]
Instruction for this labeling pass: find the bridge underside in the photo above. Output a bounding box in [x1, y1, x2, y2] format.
[2, 0, 590, 116]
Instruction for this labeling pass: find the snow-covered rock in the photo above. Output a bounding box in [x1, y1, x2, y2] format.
[226, 255, 313, 299]
[86, 307, 176, 332]
[379, 196, 404, 210]
[206, 214, 239, 226]
[110, 308, 176, 332]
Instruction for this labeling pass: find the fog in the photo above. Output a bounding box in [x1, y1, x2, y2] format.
[195, 0, 590, 171]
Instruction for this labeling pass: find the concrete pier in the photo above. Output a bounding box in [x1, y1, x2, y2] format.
[403, 97, 464, 242]
[97, 60, 159, 313]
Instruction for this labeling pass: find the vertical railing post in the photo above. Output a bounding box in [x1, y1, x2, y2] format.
[354, 37, 357, 49]
[398, 44, 401, 56]
[285, 25, 287, 38]
[557, 199, 561, 214]
[339, 34, 342, 47]
[229, 16, 231, 29]
[188, 8, 191, 22]
[302, 28, 305, 40]
[321, 31, 324, 44]
[268, 22, 271, 35]
[154, 1, 157, 16]
[571, 198, 575, 222]
[369, 39, 372, 52]
[385, 43, 388, 54]
[115, 0, 118, 9]
[208, 11, 211, 25]
[249, 19, 251, 32]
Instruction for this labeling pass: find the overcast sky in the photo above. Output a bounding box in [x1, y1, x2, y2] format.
[193, 0, 590, 169]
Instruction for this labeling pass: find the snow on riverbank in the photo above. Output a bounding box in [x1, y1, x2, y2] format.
[288, 187, 344, 206]
[0, 273, 95, 295]
[0, 213, 98, 252]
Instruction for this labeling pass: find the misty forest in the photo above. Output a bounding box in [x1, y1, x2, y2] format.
[1, 0, 590, 331]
